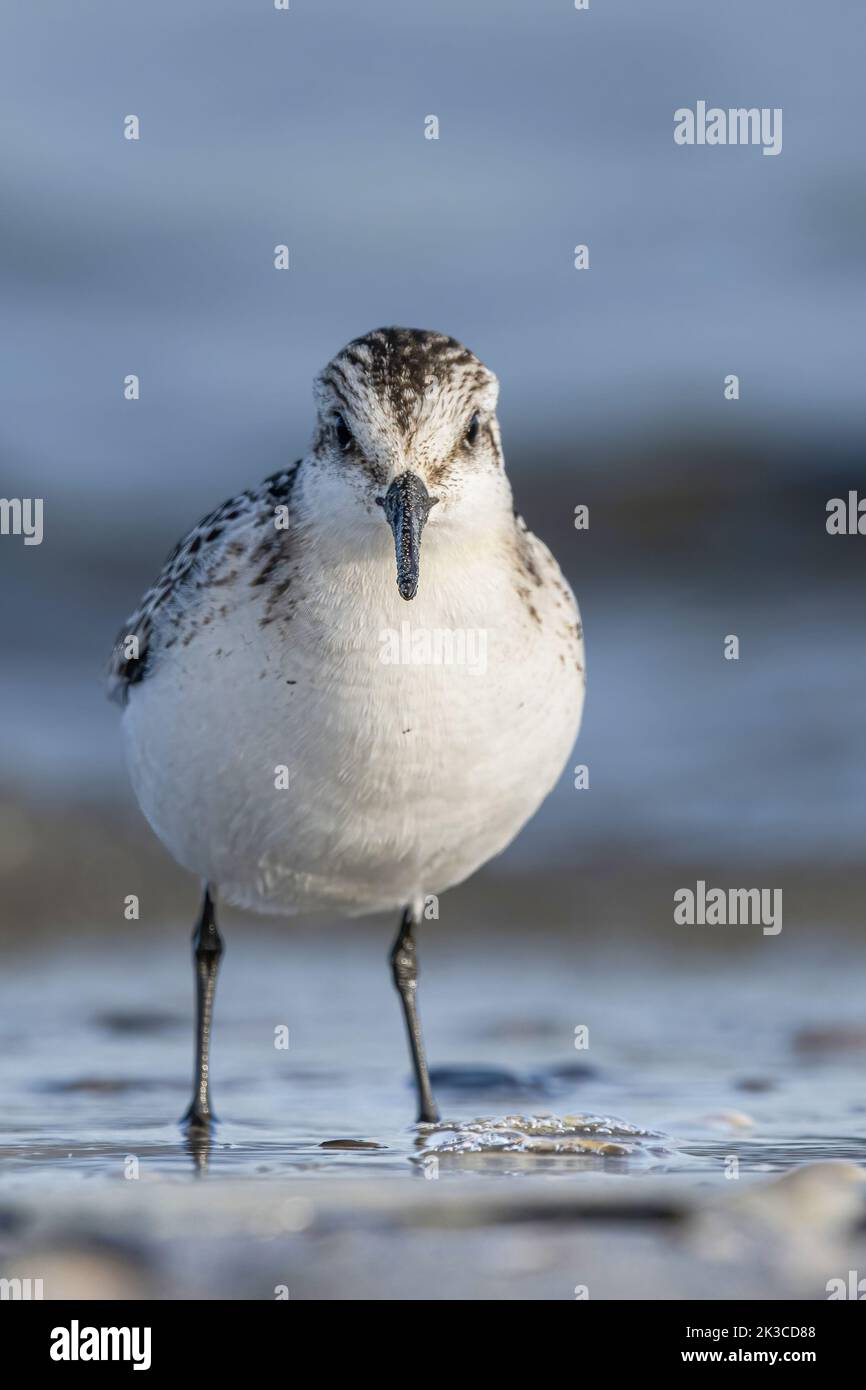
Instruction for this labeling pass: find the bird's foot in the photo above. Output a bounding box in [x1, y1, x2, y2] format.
[181, 1102, 216, 1132]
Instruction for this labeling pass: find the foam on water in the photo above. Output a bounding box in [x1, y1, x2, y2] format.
[414, 1113, 669, 1165]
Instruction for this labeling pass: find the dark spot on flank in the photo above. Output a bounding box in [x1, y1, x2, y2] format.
[523, 552, 542, 587]
[516, 586, 543, 627]
[251, 554, 281, 587]
[250, 534, 277, 563]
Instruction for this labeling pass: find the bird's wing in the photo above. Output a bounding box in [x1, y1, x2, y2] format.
[106, 462, 301, 705]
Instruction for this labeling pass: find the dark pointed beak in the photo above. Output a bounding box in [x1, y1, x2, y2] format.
[377, 471, 438, 600]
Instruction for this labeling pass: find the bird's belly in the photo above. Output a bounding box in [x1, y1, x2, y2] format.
[123, 584, 583, 916]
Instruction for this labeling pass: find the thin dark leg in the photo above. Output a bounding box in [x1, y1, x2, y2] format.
[182, 884, 224, 1131]
[390, 907, 439, 1124]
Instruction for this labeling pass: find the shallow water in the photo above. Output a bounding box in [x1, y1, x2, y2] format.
[2, 929, 865, 1186]
[2, 928, 866, 1299]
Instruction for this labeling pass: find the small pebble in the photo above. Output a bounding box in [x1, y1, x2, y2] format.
[319, 1139, 386, 1150]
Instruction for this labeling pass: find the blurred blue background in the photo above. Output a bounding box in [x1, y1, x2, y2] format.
[1, 0, 865, 934]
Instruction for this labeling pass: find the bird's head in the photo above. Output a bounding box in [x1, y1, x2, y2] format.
[310, 327, 509, 599]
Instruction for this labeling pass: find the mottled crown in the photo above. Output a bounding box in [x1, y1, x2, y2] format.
[314, 327, 499, 435]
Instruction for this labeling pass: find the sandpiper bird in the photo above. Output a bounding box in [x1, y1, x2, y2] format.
[108, 327, 585, 1129]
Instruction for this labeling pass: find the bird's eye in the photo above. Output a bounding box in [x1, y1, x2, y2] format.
[465, 412, 480, 445]
[333, 414, 353, 451]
